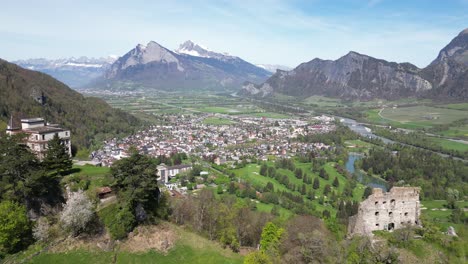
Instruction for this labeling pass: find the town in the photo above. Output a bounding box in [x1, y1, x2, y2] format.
[91, 113, 335, 172]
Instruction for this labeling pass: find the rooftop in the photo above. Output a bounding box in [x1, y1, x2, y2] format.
[24, 126, 67, 134]
[21, 118, 45, 123]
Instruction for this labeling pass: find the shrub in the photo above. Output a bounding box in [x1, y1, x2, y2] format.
[98, 204, 135, 240]
[0, 201, 32, 254]
[60, 190, 94, 235]
[33, 217, 51, 242]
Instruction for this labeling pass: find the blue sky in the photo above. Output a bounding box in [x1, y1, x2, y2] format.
[1, 0, 467, 67]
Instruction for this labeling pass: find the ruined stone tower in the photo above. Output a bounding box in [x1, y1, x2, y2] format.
[348, 187, 421, 236]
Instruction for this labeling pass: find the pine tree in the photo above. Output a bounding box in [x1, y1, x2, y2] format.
[333, 177, 339, 188]
[324, 184, 331, 196]
[313, 177, 320, 190]
[319, 168, 329, 180]
[43, 134, 72, 175]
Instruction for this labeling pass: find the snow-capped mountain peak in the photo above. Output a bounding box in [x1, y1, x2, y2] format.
[175, 40, 231, 59]
[255, 64, 292, 73]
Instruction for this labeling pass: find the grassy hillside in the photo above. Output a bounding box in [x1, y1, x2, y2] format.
[10, 223, 243, 264]
[0, 59, 140, 149]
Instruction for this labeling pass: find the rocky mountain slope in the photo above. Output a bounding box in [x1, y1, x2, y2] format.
[421, 28, 468, 99]
[241, 28, 468, 101]
[0, 59, 139, 149]
[14, 56, 116, 88]
[99, 40, 271, 90]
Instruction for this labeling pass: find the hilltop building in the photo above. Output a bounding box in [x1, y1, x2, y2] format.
[157, 163, 192, 183]
[348, 187, 421, 236]
[6, 117, 71, 160]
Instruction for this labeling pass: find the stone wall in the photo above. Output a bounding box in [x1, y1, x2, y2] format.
[348, 187, 421, 236]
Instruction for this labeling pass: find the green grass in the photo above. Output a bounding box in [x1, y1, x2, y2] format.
[245, 112, 290, 119]
[303, 96, 342, 107]
[420, 200, 467, 231]
[196, 106, 242, 114]
[367, 106, 468, 129]
[438, 125, 468, 138]
[115, 245, 242, 264]
[232, 164, 291, 193]
[344, 140, 376, 153]
[64, 165, 111, 193]
[202, 117, 235, 125]
[255, 202, 293, 219]
[25, 223, 243, 264]
[30, 250, 115, 264]
[231, 161, 365, 216]
[427, 137, 468, 152]
[440, 103, 468, 110]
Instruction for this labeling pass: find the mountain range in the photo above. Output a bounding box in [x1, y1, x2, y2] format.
[96, 40, 271, 91]
[14, 56, 116, 88]
[240, 28, 468, 101]
[0, 59, 140, 149]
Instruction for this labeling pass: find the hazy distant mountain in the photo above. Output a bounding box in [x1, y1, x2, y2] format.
[255, 64, 292, 73]
[100, 40, 271, 91]
[241, 28, 468, 101]
[14, 56, 116, 88]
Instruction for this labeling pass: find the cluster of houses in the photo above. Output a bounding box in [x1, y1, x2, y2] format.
[91, 114, 335, 167]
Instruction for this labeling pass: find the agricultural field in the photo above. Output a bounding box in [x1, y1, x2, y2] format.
[427, 137, 468, 152]
[202, 117, 235, 125]
[438, 102, 468, 110]
[92, 92, 296, 123]
[245, 112, 290, 119]
[438, 124, 468, 139]
[366, 106, 468, 130]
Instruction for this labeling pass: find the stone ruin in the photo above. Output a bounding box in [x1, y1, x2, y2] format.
[348, 187, 421, 236]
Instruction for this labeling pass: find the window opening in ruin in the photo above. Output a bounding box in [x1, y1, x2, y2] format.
[375, 201, 378, 205]
[388, 223, 395, 231]
[390, 199, 395, 206]
[376, 224, 379, 227]
[375, 212, 379, 216]
[383, 201, 387, 204]
[389, 212, 393, 217]
[404, 212, 408, 216]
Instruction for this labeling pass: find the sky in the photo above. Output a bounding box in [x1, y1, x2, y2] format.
[1, 0, 467, 68]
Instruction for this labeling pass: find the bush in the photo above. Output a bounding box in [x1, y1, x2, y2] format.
[0, 201, 32, 254]
[60, 190, 94, 235]
[98, 204, 135, 240]
[33, 217, 51, 242]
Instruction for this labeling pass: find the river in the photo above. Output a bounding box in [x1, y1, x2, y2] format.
[338, 116, 468, 162]
[345, 152, 388, 191]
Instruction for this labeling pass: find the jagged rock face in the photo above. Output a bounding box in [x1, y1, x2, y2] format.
[101, 41, 271, 90]
[250, 52, 431, 100]
[242, 28, 468, 101]
[105, 41, 184, 79]
[421, 29, 468, 99]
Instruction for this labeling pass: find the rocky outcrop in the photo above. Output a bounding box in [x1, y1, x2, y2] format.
[421, 29, 468, 99]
